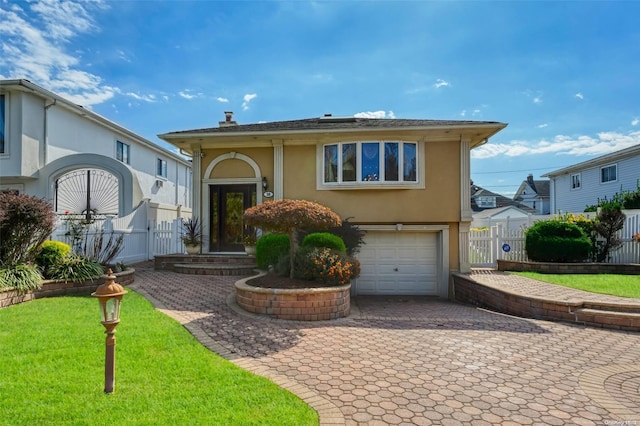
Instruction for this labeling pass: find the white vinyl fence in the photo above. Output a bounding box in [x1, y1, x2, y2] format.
[470, 211, 640, 267]
[51, 203, 188, 265]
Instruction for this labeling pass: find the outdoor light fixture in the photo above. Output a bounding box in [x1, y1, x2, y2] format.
[262, 176, 268, 190]
[91, 269, 127, 394]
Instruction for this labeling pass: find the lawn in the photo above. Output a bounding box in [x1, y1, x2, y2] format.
[513, 272, 640, 299]
[0, 291, 318, 426]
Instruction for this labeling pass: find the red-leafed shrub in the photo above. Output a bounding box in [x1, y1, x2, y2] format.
[0, 193, 55, 266]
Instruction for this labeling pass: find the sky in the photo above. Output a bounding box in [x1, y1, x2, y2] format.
[1, 0, 639, 197]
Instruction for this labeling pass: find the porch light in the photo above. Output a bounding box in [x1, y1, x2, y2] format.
[262, 176, 268, 190]
[91, 269, 128, 394]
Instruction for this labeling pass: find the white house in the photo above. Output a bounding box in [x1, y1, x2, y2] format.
[512, 174, 550, 215]
[543, 144, 640, 213]
[0, 79, 192, 221]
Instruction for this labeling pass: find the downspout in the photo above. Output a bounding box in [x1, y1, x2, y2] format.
[43, 99, 56, 167]
[179, 148, 193, 209]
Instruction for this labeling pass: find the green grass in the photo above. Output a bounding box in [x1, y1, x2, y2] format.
[513, 272, 640, 299]
[0, 291, 318, 426]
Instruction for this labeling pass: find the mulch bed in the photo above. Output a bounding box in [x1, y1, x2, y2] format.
[246, 273, 336, 289]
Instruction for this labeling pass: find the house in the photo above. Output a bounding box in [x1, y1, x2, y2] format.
[0, 79, 192, 221]
[159, 113, 507, 297]
[470, 181, 534, 213]
[542, 144, 640, 213]
[512, 174, 550, 214]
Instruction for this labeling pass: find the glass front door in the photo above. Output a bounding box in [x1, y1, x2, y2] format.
[209, 184, 257, 252]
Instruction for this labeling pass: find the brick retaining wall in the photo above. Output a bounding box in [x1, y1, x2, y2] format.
[0, 269, 135, 309]
[235, 275, 350, 321]
[497, 259, 640, 274]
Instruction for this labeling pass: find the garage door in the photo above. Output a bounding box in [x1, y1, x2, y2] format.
[355, 231, 438, 295]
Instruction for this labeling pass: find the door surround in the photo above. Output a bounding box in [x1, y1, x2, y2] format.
[201, 152, 264, 253]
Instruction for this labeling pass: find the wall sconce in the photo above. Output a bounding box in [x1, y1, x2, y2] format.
[262, 177, 268, 190]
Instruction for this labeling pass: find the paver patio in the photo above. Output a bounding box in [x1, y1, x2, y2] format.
[130, 262, 640, 425]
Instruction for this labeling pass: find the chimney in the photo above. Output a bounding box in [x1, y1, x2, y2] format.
[219, 111, 238, 127]
[527, 174, 537, 192]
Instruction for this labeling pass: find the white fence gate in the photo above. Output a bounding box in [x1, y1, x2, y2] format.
[470, 212, 640, 267]
[51, 203, 188, 265]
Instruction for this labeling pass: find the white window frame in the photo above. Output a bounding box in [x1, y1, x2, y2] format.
[476, 196, 496, 208]
[600, 164, 617, 184]
[570, 173, 581, 190]
[317, 141, 425, 190]
[116, 140, 130, 164]
[156, 158, 168, 178]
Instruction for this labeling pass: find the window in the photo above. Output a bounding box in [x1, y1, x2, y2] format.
[322, 141, 418, 186]
[156, 158, 167, 178]
[476, 196, 496, 208]
[0, 94, 5, 154]
[600, 164, 617, 183]
[116, 141, 130, 164]
[571, 173, 581, 189]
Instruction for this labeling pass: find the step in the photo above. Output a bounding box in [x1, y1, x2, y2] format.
[173, 263, 257, 276]
[575, 308, 640, 329]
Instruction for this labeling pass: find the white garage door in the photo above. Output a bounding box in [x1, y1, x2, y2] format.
[355, 231, 439, 295]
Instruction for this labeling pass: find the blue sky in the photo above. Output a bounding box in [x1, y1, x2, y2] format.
[2, 0, 639, 196]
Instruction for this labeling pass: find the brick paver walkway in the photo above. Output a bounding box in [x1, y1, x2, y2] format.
[130, 263, 640, 425]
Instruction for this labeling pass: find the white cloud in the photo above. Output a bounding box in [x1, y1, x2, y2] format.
[460, 110, 466, 117]
[632, 118, 639, 126]
[354, 110, 395, 119]
[537, 123, 548, 128]
[178, 90, 202, 100]
[533, 96, 542, 104]
[216, 97, 229, 103]
[126, 92, 157, 103]
[434, 79, 450, 89]
[0, 0, 114, 106]
[575, 92, 584, 100]
[242, 93, 257, 110]
[472, 131, 640, 159]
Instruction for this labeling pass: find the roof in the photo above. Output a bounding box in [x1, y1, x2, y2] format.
[158, 115, 508, 153]
[542, 143, 640, 178]
[0, 79, 190, 166]
[470, 183, 537, 213]
[472, 205, 532, 219]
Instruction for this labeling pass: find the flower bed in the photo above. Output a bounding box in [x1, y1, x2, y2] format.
[0, 268, 135, 309]
[235, 273, 350, 321]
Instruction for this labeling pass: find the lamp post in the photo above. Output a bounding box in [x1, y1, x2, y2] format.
[91, 269, 127, 394]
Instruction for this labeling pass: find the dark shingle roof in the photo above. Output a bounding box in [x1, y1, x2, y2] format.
[163, 117, 506, 136]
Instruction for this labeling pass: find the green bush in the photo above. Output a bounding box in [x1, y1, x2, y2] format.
[47, 255, 104, 283]
[525, 220, 592, 262]
[301, 232, 347, 253]
[36, 241, 72, 278]
[300, 218, 366, 256]
[255, 233, 290, 269]
[0, 263, 43, 293]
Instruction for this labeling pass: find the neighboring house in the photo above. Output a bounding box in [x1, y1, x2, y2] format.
[470, 181, 534, 213]
[0, 79, 192, 221]
[473, 205, 532, 221]
[512, 174, 550, 214]
[159, 112, 507, 298]
[542, 144, 640, 213]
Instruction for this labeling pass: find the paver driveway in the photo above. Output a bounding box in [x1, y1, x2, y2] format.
[131, 264, 640, 425]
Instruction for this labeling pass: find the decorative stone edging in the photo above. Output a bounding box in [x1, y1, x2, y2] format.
[0, 268, 135, 309]
[497, 259, 640, 275]
[235, 273, 351, 321]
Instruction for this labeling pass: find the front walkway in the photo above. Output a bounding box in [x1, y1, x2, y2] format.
[130, 262, 640, 425]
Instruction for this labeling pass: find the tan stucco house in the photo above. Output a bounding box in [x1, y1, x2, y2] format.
[159, 113, 507, 298]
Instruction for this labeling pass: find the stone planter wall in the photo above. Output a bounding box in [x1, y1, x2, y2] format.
[0, 269, 135, 309]
[235, 275, 350, 321]
[497, 259, 640, 274]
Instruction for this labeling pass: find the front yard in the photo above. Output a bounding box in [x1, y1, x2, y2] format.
[513, 272, 640, 299]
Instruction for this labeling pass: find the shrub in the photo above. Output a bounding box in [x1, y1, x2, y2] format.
[300, 218, 366, 256]
[0, 193, 56, 266]
[525, 220, 591, 262]
[255, 233, 290, 269]
[593, 207, 626, 262]
[0, 263, 43, 293]
[36, 241, 72, 278]
[47, 255, 104, 283]
[302, 232, 347, 253]
[293, 247, 360, 286]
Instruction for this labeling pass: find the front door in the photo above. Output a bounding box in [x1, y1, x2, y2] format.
[209, 184, 257, 252]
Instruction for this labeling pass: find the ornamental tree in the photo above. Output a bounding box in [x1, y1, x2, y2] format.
[244, 199, 341, 278]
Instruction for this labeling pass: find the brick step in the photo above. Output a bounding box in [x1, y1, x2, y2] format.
[575, 308, 640, 329]
[173, 263, 257, 276]
[155, 254, 255, 271]
[580, 302, 640, 314]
